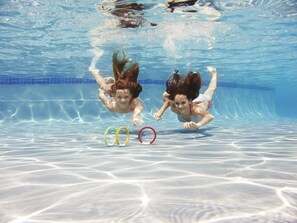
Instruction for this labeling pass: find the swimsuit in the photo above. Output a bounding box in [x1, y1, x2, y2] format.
[177, 93, 211, 122]
[193, 93, 211, 109]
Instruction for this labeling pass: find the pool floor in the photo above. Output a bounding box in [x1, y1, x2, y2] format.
[0, 119, 297, 223]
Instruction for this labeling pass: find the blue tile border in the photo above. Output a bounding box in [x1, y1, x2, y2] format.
[0, 77, 274, 91]
[0, 77, 95, 85]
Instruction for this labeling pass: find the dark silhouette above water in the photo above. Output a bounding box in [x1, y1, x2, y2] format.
[97, 1, 157, 28]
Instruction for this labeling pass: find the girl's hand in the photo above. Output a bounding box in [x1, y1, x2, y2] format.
[133, 116, 143, 126]
[153, 112, 162, 120]
[183, 121, 200, 130]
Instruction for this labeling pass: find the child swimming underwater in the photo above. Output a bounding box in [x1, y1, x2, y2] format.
[89, 50, 144, 126]
[154, 66, 217, 130]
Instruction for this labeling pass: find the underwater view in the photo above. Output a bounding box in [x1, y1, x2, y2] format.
[0, 0, 297, 222]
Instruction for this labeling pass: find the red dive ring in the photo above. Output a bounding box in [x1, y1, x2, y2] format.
[138, 126, 157, 144]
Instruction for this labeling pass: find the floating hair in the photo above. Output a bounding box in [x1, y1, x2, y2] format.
[166, 70, 202, 101]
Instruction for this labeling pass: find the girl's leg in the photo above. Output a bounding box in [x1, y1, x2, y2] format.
[90, 69, 102, 86]
[203, 66, 217, 101]
[89, 47, 108, 89]
[89, 69, 110, 92]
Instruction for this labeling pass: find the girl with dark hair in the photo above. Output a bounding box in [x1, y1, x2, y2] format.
[89, 50, 143, 126]
[154, 66, 217, 130]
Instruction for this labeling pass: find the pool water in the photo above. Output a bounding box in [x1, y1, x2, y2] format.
[1, 0, 297, 222]
[1, 119, 297, 222]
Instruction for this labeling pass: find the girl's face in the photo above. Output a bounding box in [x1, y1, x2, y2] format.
[174, 94, 191, 113]
[115, 89, 132, 108]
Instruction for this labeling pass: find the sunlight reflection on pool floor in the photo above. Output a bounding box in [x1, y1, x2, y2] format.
[0, 119, 297, 223]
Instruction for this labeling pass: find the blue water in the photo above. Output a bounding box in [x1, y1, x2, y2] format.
[1, 0, 297, 222]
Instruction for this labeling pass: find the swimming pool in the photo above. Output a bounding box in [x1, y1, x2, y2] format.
[1, 0, 297, 222]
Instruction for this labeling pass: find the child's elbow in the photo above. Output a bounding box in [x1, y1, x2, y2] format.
[162, 92, 170, 100]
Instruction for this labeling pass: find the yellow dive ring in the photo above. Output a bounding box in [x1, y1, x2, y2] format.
[104, 126, 117, 146]
[115, 126, 130, 146]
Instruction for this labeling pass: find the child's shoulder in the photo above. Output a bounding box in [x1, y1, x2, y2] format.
[192, 104, 208, 115]
[130, 98, 143, 108]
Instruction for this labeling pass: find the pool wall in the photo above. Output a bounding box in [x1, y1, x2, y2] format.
[0, 80, 278, 123]
[275, 85, 297, 118]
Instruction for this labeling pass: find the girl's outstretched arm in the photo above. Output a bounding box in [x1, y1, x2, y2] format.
[153, 100, 170, 120]
[89, 68, 110, 92]
[203, 66, 217, 102]
[98, 89, 115, 112]
[132, 99, 144, 126]
[153, 92, 171, 120]
[184, 107, 214, 130]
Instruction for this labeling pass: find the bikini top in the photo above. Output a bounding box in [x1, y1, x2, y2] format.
[177, 94, 211, 122]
